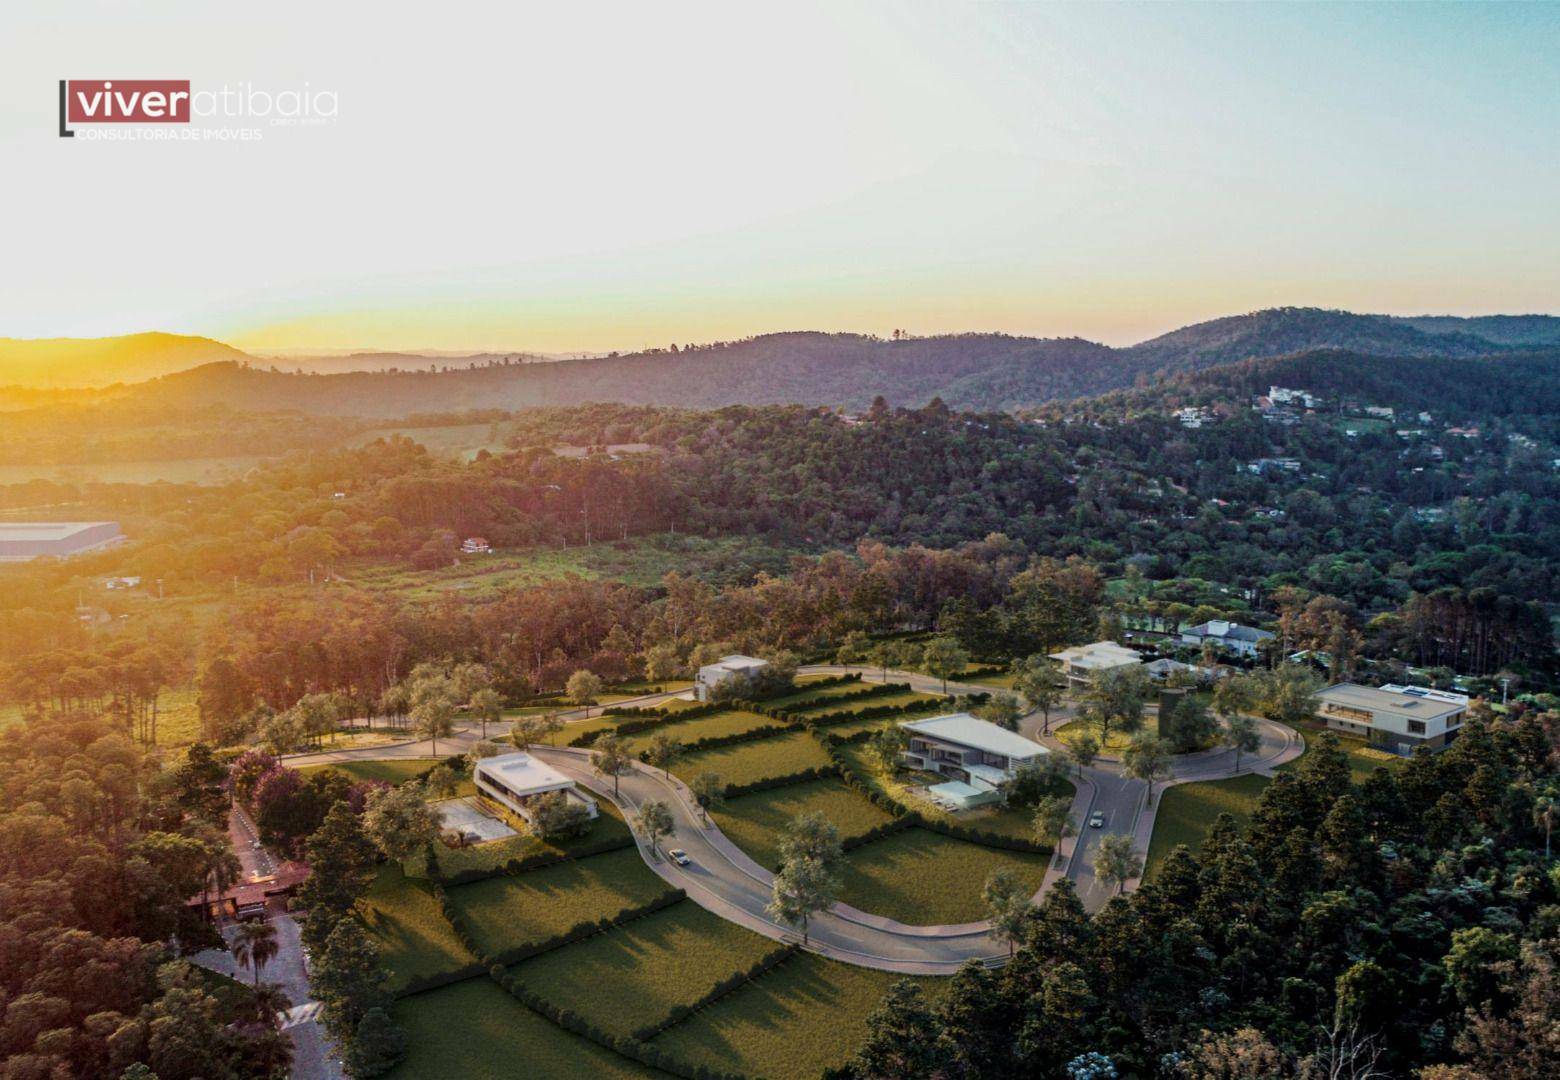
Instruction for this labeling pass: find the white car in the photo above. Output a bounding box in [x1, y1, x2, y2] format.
[1089, 812, 1106, 829]
[668, 849, 691, 866]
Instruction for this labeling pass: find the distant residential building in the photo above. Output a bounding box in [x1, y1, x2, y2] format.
[474, 752, 599, 826]
[1174, 406, 1218, 429]
[1180, 619, 1275, 658]
[1446, 426, 1481, 439]
[104, 576, 142, 590]
[1314, 683, 1468, 754]
[461, 537, 492, 554]
[1417, 411, 1433, 424]
[1144, 657, 1204, 682]
[1246, 457, 1302, 475]
[694, 654, 770, 702]
[1267, 385, 1320, 409]
[899, 713, 1049, 810]
[1363, 405, 1395, 420]
[1049, 641, 1143, 686]
[0, 522, 123, 563]
[1414, 507, 1449, 523]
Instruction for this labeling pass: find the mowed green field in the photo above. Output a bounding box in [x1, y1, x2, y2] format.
[651, 954, 940, 1080]
[670, 729, 834, 788]
[712, 778, 895, 871]
[837, 829, 1050, 925]
[297, 758, 465, 790]
[388, 978, 660, 1080]
[619, 708, 778, 752]
[361, 866, 475, 992]
[445, 847, 675, 960]
[507, 901, 778, 1037]
[1144, 774, 1271, 878]
[792, 691, 938, 717]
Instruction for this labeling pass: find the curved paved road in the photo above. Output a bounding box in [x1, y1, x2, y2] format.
[283, 667, 1303, 972]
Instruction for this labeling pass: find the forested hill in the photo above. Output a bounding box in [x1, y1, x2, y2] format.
[1088, 347, 1560, 433]
[11, 307, 1560, 415]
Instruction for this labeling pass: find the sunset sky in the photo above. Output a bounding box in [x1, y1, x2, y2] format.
[4, 1, 1559, 355]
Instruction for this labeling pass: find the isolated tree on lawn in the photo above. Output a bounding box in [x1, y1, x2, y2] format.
[1092, 833, 1142, 896]
[1014, 655, 1064, 733]
[767, 854, 838, 945]
[1081, 666, 1148, 747]
[362, 781, 441, 863]
[645, 732, 683, 777]
[469, 686, 502, 741]
[1224, 713, 1262, 773]
[567, 669, 605, 716]
[1067, 732, 1101, 777]
[230, 918, 280, 988]
[982, 868, 1030, 957]
[866, 640, 896, 682]
[1033, 793, 1076, 847]
[778, 811, 844, 874]
[593, 733, 632, 798]
[409, 675, 458, 757]
[635, 799, 675, 858]
[1122, 734, 1172, 804]
[922, 636, 969, 694]
[509, 715, 549, 752]
[689, 772, 725, 824]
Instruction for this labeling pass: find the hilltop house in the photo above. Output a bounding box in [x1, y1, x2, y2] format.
[474, 752, 599, 826]
[1180, 620, 1275, 659]
[1313, 683, 1468, 755]
[461, 537, 492, 554]
[1049, 641, 1143, 687]
[899, 713, 1049, 810]
[694, 654, 770, 702]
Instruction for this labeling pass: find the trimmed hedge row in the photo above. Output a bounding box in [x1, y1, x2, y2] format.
[722, 764, 841, 799]
[392, 960, 489, 999]
[433, 877, 687, 969]
[492, 970, 748, 1080]
[649, 720, 805, 758]
[627, 943, 799, 1042]
[426, 833, 638, 887]
[838, 814, 917, 852]
[803, 694, 965, 730]
[757, 681, 911, 718]
[917, 816, 1052, 854]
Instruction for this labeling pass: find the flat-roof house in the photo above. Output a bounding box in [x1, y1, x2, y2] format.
[473, 751, 598, 826]
[694, 654, 769, 702]
[1180, 620, 1275, 658]
[1314, 683, 1468, 755]
[899, 713, 1049, 810]
[0, 522, 123, 562]
[1048, 641, 1143, 686]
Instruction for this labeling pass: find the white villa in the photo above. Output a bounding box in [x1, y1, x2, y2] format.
[473, 751, 599, 825]
[1180, 619, 1275, 658]
[1314, 683, 1468, 755]
[694, 654, 770, 702]
[899, 713, 1050, 810]
[1049, 641, 1143, 687]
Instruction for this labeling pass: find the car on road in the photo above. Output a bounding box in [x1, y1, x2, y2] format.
[668, 849, 691, 866]
[1089, 812, 1105, 828]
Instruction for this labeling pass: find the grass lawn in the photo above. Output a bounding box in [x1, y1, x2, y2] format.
[1054, 718, 1136, 753]
[619, 708, 778, 752]
[670, 729, 834, 788]
[445, 847, 675, 960]
[410, 801, 633, 880]
[1280, 728, 1404, 784]
[652, 954, 940, 1080]
[793, 691, 937, 718]
[712, 779, 894, 871]
[361, 865, 476, 992]
[762, 680, 894, 710]
[508, 901, 778, 1037]
[296, 758, 475, 795]
[388, 977, 660, 1080]
[838, 828, 1050, 924]
[1144, 774, 1271, 878]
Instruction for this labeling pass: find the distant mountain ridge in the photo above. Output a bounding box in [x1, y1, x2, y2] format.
[5, 307, 1558, 413]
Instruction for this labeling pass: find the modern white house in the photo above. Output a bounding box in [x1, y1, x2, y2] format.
[1314, 683, 1468, 755]
[899, 713, 1050, 810]
[1048, 641, 1143, 687]
[694, 654, 770, 701]
[473, 751, 599, 826]
[1180, 620, 1275, 658]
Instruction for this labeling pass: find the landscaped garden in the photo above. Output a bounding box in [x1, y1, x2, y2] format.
[650, 954, 942, 1080]
[388, 978, 660, 1080]
[506, 900, 779, 1037]
[444, 847, 676, 960]
[712, 778, 895, 870]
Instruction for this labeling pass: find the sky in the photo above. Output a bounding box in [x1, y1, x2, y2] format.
[2, 1, 1558, 355]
